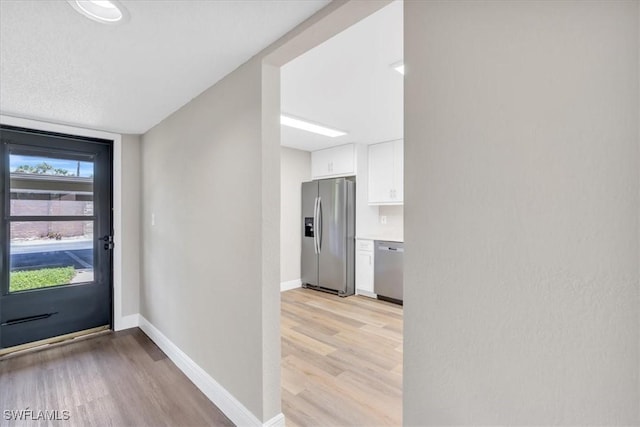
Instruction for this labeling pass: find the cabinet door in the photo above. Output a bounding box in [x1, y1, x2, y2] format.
[356, 251, 374, 293]
[311, 144, 354, 179]
[311, 149, 332, 178]
[393, 140, 404, 202]
[368, 141, 394, 203]
[330, 144, 355, 176]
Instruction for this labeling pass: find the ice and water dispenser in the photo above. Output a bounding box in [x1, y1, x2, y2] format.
[304, 217, 314, 237]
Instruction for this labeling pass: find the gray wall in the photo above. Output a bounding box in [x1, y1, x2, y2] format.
[121, 134, 141, 316]
[141, 56, 273, 420]
[280, 146, 310, 283]
[404, 1, 640, 425]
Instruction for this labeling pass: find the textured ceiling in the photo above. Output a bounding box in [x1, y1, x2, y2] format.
[281, 0, 403, 152]
[0, 0, 329, 134]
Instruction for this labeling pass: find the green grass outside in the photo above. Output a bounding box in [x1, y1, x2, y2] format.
[10, 267, 75, 292]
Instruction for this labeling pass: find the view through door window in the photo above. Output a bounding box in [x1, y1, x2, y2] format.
[8, 153, 95, 292]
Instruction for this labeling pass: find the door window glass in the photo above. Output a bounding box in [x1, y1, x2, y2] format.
[9, 153, 94, 217]
[7, 152, 95, 293]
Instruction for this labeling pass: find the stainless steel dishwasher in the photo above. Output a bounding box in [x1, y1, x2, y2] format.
[374, 241, 404, 304]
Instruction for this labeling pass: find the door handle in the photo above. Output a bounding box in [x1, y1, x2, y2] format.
[313, 197, 319, 254]
[101, 235, 115, 250]
[2, 312, 57, 326]
[317, 197, 322, 252]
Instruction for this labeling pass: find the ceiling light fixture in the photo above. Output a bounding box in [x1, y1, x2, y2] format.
[391, 61, 405, 75]
[67, 0, 129, 24]
[280, 115, 347, 138]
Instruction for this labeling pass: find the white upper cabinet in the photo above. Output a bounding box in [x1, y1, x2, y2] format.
[368, 140, 403, 205]
[311, 144, 355, 179]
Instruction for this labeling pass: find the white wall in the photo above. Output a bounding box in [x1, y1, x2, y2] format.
[120, 134, 141, 316]
[377, 205, 403, 239]
[404, 1, 639, 425]
[280, 147, 310, 283]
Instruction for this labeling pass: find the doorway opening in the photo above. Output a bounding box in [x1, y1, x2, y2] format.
[0, 126, 113, 351]
[274, 1, 404, 424]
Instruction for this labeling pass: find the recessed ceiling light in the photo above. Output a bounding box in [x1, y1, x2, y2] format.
[281, 115, 347, 138]
[67, 0, 129, 24]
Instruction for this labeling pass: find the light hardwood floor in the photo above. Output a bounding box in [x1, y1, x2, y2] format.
[0, 328, 233, 427]
[281, 288, 403, 427]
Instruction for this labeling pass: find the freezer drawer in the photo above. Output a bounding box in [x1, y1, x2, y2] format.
[374, 241, 403, 304]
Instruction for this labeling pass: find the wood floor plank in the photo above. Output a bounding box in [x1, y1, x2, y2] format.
[282, 298, 367, 330]
[281, 327, 336, 356]
[327, 345, 400, 373]
[296, 385, 381, 426]
[304, 299, 401, 330]
[291, 319, 341, 338]
[334, 371, 402, 425]
[360, 323, 403, 344]
[281, 334, 346, 377]
[281, 288, 403, 426]
[281, 313, 302, 331]
[299, 291, 403, 321]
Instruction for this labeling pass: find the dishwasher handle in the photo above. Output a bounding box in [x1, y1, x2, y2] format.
[377, 245, 404, 252]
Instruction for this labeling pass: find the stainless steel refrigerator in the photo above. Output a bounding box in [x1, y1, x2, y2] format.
[301, 178, 355, 297]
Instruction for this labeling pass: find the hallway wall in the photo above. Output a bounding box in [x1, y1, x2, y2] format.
[404, 1, 640, 424]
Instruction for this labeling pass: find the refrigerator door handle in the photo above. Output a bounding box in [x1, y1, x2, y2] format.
[317, 196, 323, 252]
[313, 197, 319, 254]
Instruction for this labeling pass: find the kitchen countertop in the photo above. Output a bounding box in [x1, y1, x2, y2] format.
[356, 235, 404, 243]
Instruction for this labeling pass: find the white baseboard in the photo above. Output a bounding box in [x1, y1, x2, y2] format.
[114, 313, 140, 331]
[356, 289, 377, 299]
[138, 315, 283, 427]
[263, 413, 286, 427]
[280, 279, 302, 292]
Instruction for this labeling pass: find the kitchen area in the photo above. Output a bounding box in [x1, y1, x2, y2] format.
[278, 1, 404, 425]
[279, 0, 404, 303]
[298, 141, 404, 304]
[279, 139, 405, 426]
